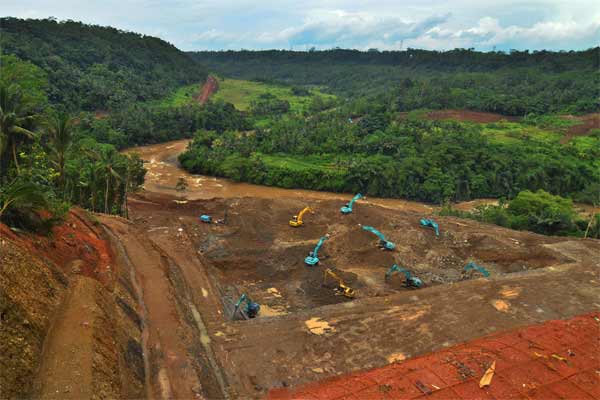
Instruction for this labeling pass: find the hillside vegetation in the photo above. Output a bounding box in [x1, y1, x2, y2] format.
[1, 17, 207, 111]
[190, 48, 599, 116]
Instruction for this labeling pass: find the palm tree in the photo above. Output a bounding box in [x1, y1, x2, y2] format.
[0, 85, 39, 176]
[0, 179, 48, 219]
[48, 113, 74, 193]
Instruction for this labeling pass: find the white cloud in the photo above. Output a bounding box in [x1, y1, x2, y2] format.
[1, 0, 599, 51]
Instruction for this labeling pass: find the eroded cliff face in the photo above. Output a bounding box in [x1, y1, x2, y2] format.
[0, 209, 146, 399]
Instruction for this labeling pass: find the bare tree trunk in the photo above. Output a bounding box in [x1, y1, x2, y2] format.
[12, 142, 20, 175]
[584, 213, 596, 238]
[123, 169, 130, 219]
[105, 175, 110, 214]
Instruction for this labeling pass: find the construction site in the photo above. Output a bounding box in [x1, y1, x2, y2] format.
[2, 139, 599, 400]
[109, 141, 599, 398]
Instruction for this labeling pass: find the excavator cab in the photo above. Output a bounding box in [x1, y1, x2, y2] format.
[289, 207, 313, 227]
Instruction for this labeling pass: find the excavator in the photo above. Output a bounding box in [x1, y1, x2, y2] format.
[362, 226, 395, 250]
[232, 293, 260, 319]
[385, 264, 423, 288]
[340, 193, 363, 214]
[463, 262, 490, 278]
[420, 218, 439, 236]
[305, 236, 328, 266]
[289, 206, 313, 227]
[323, 268, 355, 298]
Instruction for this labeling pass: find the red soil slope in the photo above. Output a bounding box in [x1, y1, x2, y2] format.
[197, 75, 219, 105]
[269, 313, 600, 400]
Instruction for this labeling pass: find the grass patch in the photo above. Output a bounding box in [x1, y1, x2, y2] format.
[146, 82, 200, 107]
[261, 153, 345, 171]
[211, 78, 336, 113]
[482, 121, 562, 144]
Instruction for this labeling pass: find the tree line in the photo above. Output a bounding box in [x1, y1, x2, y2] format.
[190, 48, 599, 115]
[179, 110, 598, 205]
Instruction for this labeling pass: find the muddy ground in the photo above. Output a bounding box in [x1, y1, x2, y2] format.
[5, 136, 597, 400]
[114, 187, 599, 399]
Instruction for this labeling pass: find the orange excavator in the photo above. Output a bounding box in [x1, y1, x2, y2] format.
[289, 206, 313, 227]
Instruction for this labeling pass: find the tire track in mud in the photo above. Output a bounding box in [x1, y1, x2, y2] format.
[102, 217, 230, 399]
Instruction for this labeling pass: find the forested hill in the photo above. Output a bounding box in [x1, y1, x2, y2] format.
[1, 17, 207, 111]
[189, 48, 599, 115]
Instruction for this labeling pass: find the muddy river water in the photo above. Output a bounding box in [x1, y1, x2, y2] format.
[125, 139, 437, 213]
[126, 139, 598, 216]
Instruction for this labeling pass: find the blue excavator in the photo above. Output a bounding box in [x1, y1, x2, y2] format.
[305, 236, 328, 266]
[232, 294, 260, 319]
[362, 226, 395, 250]
[340, 193, 363, 214]
[420, 218, 439, 236]
[463, 262, 490, 278]
[385, 264, 423, 288]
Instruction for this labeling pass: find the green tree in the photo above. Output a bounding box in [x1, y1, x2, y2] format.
[0, 85, 39, 176]
[48, 112, 74, 193]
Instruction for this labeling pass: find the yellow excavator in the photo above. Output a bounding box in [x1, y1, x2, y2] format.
[289, 206, 313, 227]
[323, 268, 355, 298]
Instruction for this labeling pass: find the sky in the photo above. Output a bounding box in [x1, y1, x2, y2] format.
[2, 0, 599, 51]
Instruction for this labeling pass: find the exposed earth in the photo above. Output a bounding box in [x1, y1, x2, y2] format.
[2, 139, 599, 399]
[197, 75, 219, 105]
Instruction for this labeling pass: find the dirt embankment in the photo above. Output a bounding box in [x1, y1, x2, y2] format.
[0, 210, 145, 399]
[197, 75, 219, 105]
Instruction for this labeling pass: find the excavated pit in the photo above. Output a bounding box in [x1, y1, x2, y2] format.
[133, 195, 576, 318]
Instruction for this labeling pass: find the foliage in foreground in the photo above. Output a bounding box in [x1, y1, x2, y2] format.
[0, 57, 146, 231]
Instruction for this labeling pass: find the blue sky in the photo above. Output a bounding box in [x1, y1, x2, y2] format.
[2, 0, 599, 51]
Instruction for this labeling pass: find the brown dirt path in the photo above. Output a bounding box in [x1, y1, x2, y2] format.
[99, 217, 205, 399]
[35, 277, 97, 399]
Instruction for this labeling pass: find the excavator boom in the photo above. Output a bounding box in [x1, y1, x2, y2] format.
[323, 268, 355, 298]
[341, 193, 363, 214]
[305, 236, 328, 266]
[362, 226, 395, 250]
